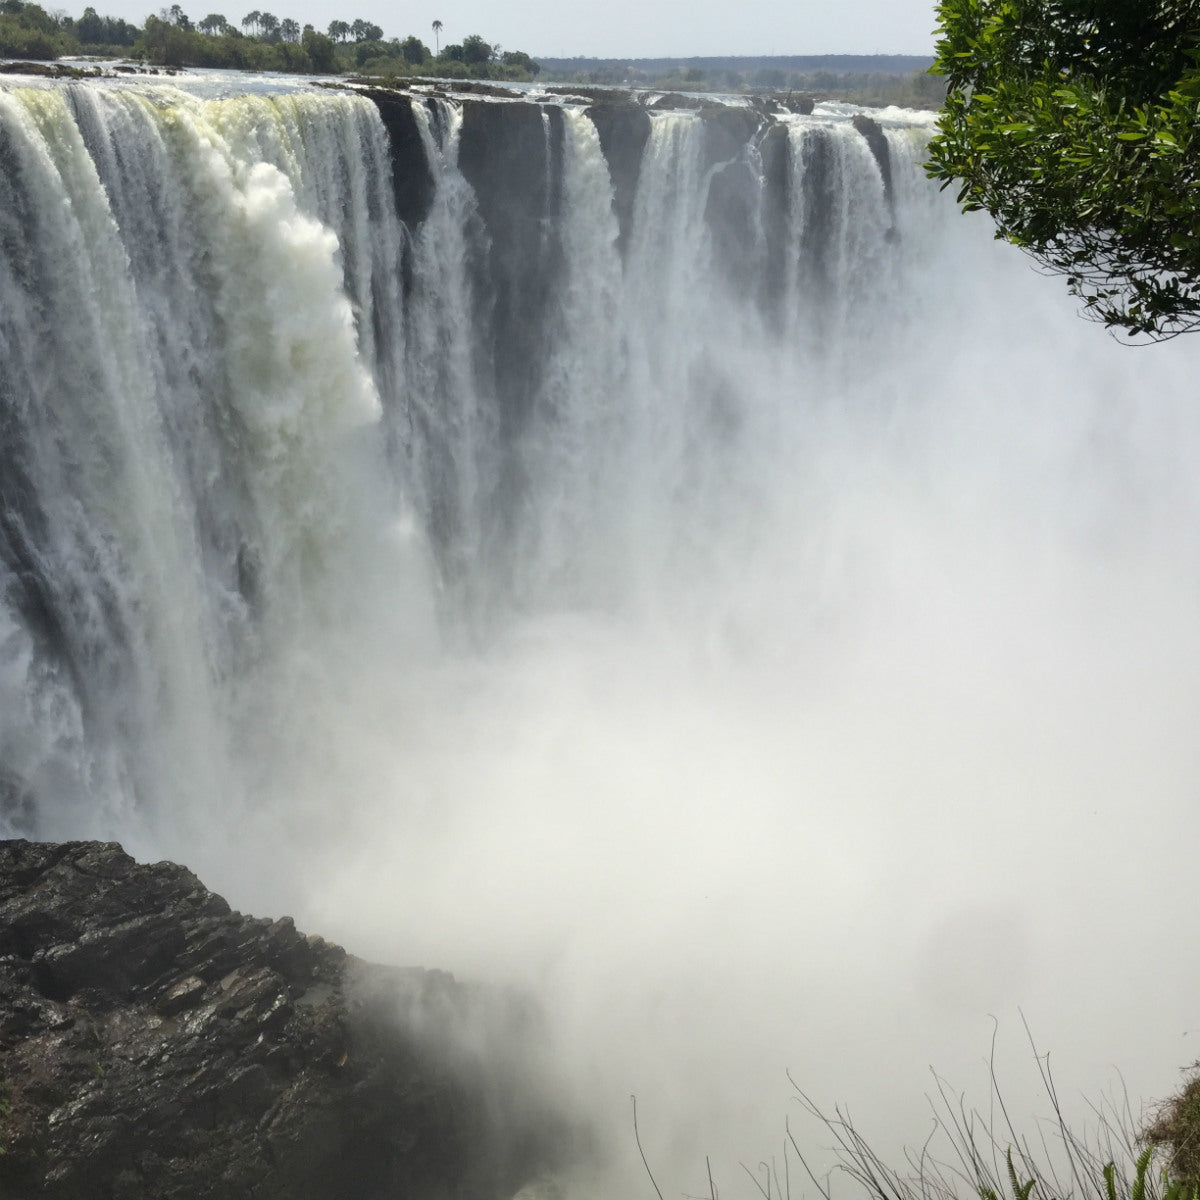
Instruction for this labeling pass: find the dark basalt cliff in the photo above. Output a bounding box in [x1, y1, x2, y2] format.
[358, 87, 437, 229]
[583, 99, 650, 256]
[0, 841, 578, 1200]
[354, 85, 894, 322]
[341, 85, 894, 461]
[851, 113, 894, 215]
[457, 100, 567, 439]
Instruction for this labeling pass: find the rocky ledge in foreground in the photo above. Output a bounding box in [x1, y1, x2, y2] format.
[0, 840, 578, 1200]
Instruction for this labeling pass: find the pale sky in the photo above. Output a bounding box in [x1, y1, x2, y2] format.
[97, 0, 941, 59]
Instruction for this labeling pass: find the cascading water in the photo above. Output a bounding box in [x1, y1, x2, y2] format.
[0, 85, 396, 854]
[401, 96, 495, 596]
[3, 76, 1200, 1195]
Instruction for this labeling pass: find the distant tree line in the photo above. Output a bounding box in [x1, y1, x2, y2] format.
[0, 0, 82, 58]
[351, 29, 540, 81]
[0, 4, 927, 101]
[0, 0, 540, 80]
[533, 53, 944, 104]
[540, 53, 932, 75]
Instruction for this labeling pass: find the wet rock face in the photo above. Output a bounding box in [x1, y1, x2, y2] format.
[698, 105, 762, 173]
[457, 99, 566, 440]
[0, 841, 577, 1200]
[851, 113, 894, 215]
[584, 100, 651, 257]
[357, 89, 436, 230]
[758, 122, 793, 317]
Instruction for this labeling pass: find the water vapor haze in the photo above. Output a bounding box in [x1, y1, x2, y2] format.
[207, 189, 1200, 1194]
[4, 85, 1200, 1199]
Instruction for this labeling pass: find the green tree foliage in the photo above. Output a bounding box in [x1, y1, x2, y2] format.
[301, 23, 334, 68]
[501, 48, 538, 75]
[75, 3, 137, 45]
[75, 3, 102, 37]
[347, 17, 381, 41]
[460, 32, 492, 63]
[400, 34, 427, 63]
[0, 0, 533, 80]
[135, 6, 330, 69]
[0, 0, 75, 57]
[140, 12, 188, 63]
[927, 0, 1200, 339]
[353, 36, 387, 65]
[7, 0, 62, 30]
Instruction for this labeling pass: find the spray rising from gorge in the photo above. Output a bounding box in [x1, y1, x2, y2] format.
[2, 78, 1200, 1192]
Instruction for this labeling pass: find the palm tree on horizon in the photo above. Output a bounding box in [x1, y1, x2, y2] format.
[432, 18, 442, 54]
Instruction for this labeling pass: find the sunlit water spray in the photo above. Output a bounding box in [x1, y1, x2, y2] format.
[2, 80, 1199, 1196]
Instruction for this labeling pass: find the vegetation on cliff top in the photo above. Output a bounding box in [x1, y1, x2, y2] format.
[677, 1053, 1200, 1200]
[0, 0, 541, 79]
[1147, 1074, 1200, 1189]
[0, 0, 944, 101]
[0, 0, 77, 60]
[926, 0, 1200, 339]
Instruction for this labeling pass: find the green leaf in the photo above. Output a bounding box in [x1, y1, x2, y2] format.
[1103, 1161, 1118, 1200]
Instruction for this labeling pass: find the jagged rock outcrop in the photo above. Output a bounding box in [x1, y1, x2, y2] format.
[357, 87, 436, 230]
[0, 62, 106, 78]
[584, 99, 651, 256]
[758, 122, 793, 316]
[352, 86, 894, 315]
[698, 104, 762, 170]
[851, 113, 894, 215]
[457, 99, 566, 441]
[0, 841, 579, 1200]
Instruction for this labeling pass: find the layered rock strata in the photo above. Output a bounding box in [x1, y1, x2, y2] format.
[0, 840, 575, 1200]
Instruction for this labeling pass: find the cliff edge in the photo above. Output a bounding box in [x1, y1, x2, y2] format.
[0, 840, 576, 1200]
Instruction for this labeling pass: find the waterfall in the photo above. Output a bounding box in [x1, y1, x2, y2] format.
[0, 78, 964, 878]
[402, 96, 494, 595]
[515, 105, 624, 604]
[3, 77, 1200, 1187]
[0, 85, 396, 845]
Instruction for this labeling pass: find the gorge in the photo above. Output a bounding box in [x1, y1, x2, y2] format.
[2, 74, 1200, 1197]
